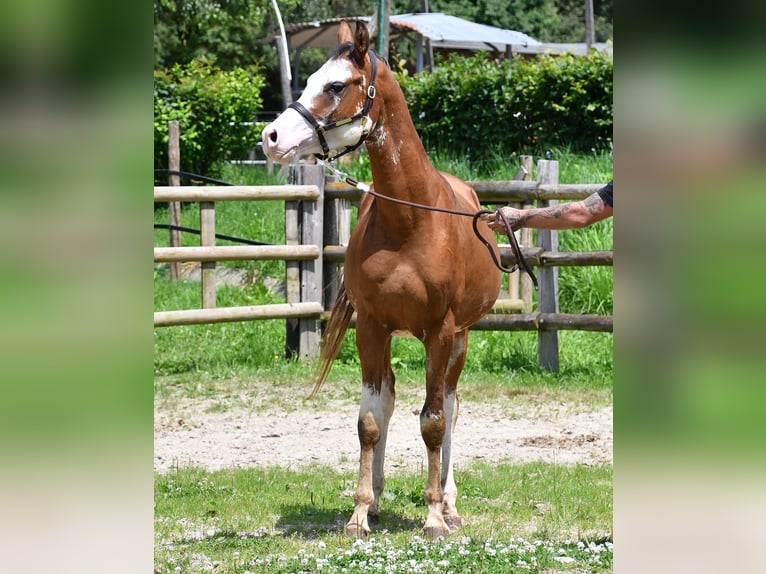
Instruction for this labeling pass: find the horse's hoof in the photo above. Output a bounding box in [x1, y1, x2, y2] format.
[422, 524, 449, 540]
[444, 515, 463, 532]
[345, 522, 370, 538]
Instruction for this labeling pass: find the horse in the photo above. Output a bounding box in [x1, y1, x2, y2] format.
[261, 20, 501, 539]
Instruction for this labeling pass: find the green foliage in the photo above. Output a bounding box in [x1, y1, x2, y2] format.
[558, 218, 613, 315]
[398, 51, 612, 158]
[153, 1, 613, 71]
[154, 59, 266, 178]
[152, 1, 613, 120]
[153, 0, 273, 70]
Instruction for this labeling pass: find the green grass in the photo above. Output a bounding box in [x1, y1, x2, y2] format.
[154, 325, 612, 397]
[558, 217, 613, 315]
[154, 165, 288, 281]
[155, 463, 612, 574]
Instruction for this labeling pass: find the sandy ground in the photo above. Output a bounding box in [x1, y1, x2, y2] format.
[154, 395, 612, 474]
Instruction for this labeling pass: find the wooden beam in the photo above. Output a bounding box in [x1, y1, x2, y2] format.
[200, 201, 216, 309]
[471, 313, 612, 332]
[154, 186, 319, 202]
[536, 160, 560, 372]
[324, 245, 613, 268]
[317, 311, 613, 333]
[154, 302, 324, 327]
[154, 245, 319, 262]
[167, 120, 181, 281]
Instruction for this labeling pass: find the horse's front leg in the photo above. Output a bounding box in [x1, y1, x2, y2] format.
[345, 316, 394, 538]
[441, 329, 468, 532]
[420, 318, 456, 539]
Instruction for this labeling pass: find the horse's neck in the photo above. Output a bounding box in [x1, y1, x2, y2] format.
[366, 94, 444, 227]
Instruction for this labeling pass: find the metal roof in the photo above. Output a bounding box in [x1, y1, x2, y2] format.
[284, 12, 540, 52]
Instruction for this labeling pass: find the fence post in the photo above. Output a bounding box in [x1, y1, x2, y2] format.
[168, 120, 181, 281]
[299, 164, 325, 360]
[519, 155, 534, 312]
[322, 172, 341, 310]
[285, 163, 325, 360]
[285, 166, 302, 358]
[536, 159, 560, 371]
[200, 201, 216, 308]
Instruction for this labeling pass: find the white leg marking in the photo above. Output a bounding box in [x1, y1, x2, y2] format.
[442, 391, 457, 497]
[370, 378, 395, 514]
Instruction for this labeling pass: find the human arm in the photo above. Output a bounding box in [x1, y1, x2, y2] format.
[485, 189, 613, 233]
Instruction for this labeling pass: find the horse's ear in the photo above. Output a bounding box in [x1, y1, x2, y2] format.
[352, 21, 370, 68]
[338, 20, 353, 45]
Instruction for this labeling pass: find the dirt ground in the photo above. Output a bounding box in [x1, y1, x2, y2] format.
[154, 393, 612, 474]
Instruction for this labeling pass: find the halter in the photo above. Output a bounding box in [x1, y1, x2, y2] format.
[288, 49, 378, 163]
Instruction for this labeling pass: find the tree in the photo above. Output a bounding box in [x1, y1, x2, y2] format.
[154, 0, 270, 70]
[425, 0, 612, 43]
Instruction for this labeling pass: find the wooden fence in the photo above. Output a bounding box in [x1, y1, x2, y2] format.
[154, 157, 612, 371]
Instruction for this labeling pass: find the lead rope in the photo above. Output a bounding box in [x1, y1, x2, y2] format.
[316, 158, 538, 290]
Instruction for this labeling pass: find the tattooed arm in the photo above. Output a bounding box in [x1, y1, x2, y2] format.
[485, 189, 613, 233]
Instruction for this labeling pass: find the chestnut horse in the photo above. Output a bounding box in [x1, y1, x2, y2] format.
[262, 21, 501, 539]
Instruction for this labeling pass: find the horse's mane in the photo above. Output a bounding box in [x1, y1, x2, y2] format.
[329, 42, 353, 60]
[327, 42, 389, 69]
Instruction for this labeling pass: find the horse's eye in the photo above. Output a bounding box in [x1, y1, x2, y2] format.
[327, 82, 345, 95]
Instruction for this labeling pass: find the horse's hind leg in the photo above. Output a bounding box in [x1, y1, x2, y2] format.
[441, 329, 468, 532]
[345, 316, 394, 538]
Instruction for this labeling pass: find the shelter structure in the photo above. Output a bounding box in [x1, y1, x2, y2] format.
[287, 13, 539, 53]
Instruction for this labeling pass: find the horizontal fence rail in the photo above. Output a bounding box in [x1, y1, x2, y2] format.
[154, 302, 324, 327]
[154, 245, 319, 263]
[473, 313, 613, 332]
[323, 245, 612, 267]
[319, 311, 612, 333]
[154, 185, 319, 202]
[324, 181, 602, 202]
[154, 185, 320, 203]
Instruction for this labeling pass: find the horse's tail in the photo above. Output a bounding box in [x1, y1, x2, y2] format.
[311, 279, 355, 398]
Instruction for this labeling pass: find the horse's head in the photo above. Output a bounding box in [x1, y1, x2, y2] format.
[262, 20, 378, 163]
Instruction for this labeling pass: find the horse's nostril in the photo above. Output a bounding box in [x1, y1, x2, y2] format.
[268, 129, 278, 143]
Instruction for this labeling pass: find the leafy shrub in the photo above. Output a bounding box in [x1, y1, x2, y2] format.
[154, 58, 266, 179]
[397, 51, 612, 158]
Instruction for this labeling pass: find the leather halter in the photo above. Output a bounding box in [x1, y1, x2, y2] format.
[288, 49, 378, 163]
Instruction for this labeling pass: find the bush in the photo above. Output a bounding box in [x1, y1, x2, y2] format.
[397, 51, 612, 158]
[154, 59, 266, 179]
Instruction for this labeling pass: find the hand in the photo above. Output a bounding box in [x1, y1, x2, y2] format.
[484, 206, 524, 235]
